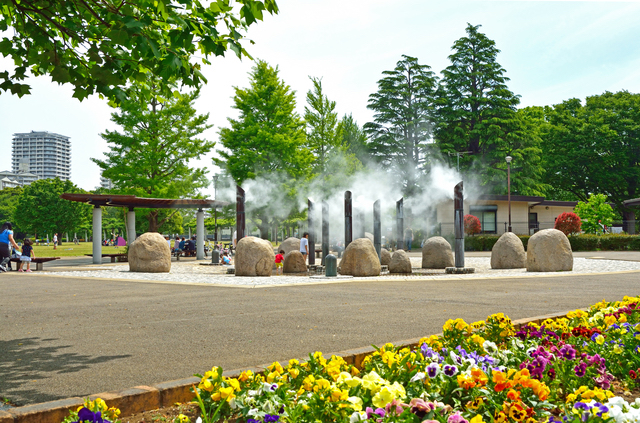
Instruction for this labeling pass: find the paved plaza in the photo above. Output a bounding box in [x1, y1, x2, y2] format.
[1, 252, 640, 406]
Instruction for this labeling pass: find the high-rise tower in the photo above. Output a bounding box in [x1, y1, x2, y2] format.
[12, 131, 71, 180]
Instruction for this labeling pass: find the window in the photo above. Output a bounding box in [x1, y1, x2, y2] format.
[469, 205, 497, 234]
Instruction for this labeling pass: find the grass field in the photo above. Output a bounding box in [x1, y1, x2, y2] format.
[28, 242, 126, 257]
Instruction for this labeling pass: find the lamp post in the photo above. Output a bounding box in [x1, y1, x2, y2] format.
[213, 175, 219, 243]
[506, 156, 512, 233]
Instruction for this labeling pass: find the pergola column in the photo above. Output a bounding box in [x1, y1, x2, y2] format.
[92, 205, 102, 264]
[127, 207, 136, 245]
[196, 208, 205, 260]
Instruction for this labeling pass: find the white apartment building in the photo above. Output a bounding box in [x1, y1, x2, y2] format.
[12, 131, 71, 180]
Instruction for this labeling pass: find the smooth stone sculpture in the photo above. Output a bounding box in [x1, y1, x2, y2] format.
[380, 248, 392, 266]
[527, 229, 573, 272]
[491, 232, 526, 269]
[339, 238, 381, 276]
[283, 250, 307, 274]
[235, 236, 274, 276]
[277, 237, 300, 255]
[129, 232, 171, 273]
[389, 249, 412, 274]
[422, 236, 454, 269]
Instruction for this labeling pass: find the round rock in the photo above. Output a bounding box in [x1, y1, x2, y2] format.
[527, 229, 573, 272]
[235, 236, 275, 277]
[277, 237, 300, 255]
[283, 250, 307, 274]
[389, 249, 412, 274]
[422, 236, 454, 269]
[491, 232, 526, 269]
[339, 238, 381, 276]
[129, 232, 171, 273]
[380, 248, 391, 266]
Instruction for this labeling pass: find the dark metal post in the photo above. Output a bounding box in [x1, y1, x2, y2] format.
[236, 185, 245, 241]
[454, 181, 464, 268]
[374, 200, 381, 259]
[344, 191, 352, 248]
[308, 199, 315, 266]
[322, 201, 329, 265]
[507, 159, 512, 233]
[396, 198, 404, 250]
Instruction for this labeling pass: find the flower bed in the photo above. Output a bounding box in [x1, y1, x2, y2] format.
[69, 296, 640, 423]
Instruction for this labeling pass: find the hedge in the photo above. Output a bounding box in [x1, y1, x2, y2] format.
[459, 233, 640, 251]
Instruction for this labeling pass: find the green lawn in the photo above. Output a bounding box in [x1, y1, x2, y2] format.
[29, 242, 126, 257]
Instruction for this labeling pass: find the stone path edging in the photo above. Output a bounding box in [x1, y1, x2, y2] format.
[1, 309, 581, 423]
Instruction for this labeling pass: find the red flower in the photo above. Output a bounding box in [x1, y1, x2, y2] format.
[630, 370, 637, 380]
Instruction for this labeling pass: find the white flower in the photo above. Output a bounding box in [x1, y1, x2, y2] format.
[483, 340, 498, 353]
[350, 411, 367, 422]
[410, 372, 426, 383]
[196, 418, 202, 423]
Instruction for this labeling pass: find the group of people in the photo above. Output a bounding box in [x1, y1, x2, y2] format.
[170, 236, 197, 256]
[0, 222, 35, 272]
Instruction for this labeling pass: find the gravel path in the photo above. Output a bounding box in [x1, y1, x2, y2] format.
[46, 257, 640, 287]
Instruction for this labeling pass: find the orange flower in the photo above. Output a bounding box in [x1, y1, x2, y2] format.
[471, 368, 488, 386]
[507, 389, 521, 402]
[492, 370, 511, 392]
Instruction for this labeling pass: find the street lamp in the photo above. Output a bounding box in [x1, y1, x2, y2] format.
[213, 175, 219, 243]
[506, 156, 512, 233]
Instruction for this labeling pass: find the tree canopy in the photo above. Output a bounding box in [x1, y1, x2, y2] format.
[0, 0, 278, 102]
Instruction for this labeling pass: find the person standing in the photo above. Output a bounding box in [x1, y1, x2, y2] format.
[18, 238, 35, 272]
[53, 233, 58, 250]
[0, 222, 20, 272]
[300, 232, 309, 263]
[404, 227, 413, 252]
[275, 250, 285, 275]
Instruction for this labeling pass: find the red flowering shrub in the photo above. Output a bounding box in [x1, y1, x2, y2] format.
[554, 212, 582, 235]
[464, 214, 482, 236]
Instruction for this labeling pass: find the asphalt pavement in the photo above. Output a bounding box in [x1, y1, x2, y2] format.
[1, 255, 640, 405]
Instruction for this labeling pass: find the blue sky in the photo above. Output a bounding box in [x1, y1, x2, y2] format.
[1, 0, 639, 196]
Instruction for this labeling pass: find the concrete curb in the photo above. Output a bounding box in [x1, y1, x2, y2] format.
[5, 309, 579, 423]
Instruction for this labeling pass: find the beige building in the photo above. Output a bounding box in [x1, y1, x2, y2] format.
[436, 195, 577, 236]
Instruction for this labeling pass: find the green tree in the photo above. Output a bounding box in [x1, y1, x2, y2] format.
[0, 0, 278, 102]
[215, 60, 312, 238]
[543, 91, 640, 231]
[93, 79, 214, 232]
[434, 24, 544, 195]
[364, 55, 438, 197]
[14, 178, 92, 242]
[0, 186, 23, 233]
[304, 77, 341, 177]
[338, 114, 370, 164]
[574, 194, 616, 235]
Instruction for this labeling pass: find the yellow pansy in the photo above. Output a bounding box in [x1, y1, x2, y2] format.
[227, 378, 240, 391]
[347, 396, 363, 411]
[372, 386, 396, 408]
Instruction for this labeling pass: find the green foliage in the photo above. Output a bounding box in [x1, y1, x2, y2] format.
[304, 77, 341, 176]
[14, 178, 92, 239]
[434, 24, 545, 196]
[338, 114, 370, 165]
[0, 186, 23, 233]
[574, 194, 616, 235]
[365, 55, 438, 197]
[216, 60, 313, 185]
[93, 78, 214, 231]
[567, 235, 601, 251]
[0, 0, 278, 103]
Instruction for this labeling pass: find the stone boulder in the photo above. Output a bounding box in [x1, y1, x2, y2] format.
[389, 249, 412, 273]
[339, 238, 381, 276]
[380, 248, 392, 266]
[235, 236, 275, 276]
[129, 232, 171, 273]
[284, 250, 307, 274]
[277, 237, 300, 255]
[491, 232, 526, 269]
[365, 232, 374, 242]
[422, 236, 454, 269]
[527, 229, 573, 272]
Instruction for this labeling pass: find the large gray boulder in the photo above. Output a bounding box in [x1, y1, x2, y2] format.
[380, 248, 392, 266]
[527, 229, 573, 272]
[277, 237, 300, 255]
[129, 232, 171, 273]
[235, 236, 274, 276]
[340, 238, 381, 276]
[283, 250, 307, 274]
[422, 236, 454, 269]
[491, 232, 526, 269]
[389, 249, 412, 274]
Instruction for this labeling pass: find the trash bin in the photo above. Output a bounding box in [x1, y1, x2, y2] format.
[325, 254, 337, 277]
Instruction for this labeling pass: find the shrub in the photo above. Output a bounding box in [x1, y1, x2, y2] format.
[464, 214, 481, 236]
[575, 193, 616, 235]
[554, 212, 582, 235]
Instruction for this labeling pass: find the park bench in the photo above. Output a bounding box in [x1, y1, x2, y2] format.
[9, 257, 61, 271]
[85, 253, 128, 263]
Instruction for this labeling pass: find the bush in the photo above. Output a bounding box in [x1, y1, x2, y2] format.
[464, 214, 481, 236]
[568, 234, 600, 251]
[554, 212, 581, 235]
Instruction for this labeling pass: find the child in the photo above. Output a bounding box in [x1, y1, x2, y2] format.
[18, 238, 35, 272]
[221, 252, 231, 265]
[275, 250, 285, 275]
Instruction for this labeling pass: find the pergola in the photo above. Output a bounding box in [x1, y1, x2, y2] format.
[60, 194, 230, 264]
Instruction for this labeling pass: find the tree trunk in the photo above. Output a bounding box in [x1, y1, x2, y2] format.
[148, 210, 159, 233]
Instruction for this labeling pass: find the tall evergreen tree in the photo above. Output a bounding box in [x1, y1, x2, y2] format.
[434, 24, 543, 194]
[364, 55, 438, 197]
[338, 114, 370, 165]
[304, 77, 341, 176]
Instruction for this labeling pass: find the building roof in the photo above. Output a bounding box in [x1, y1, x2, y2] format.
[60, 193, 230, 209]
[477, 194, 545, 204]
[624, 198, 640, 207]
